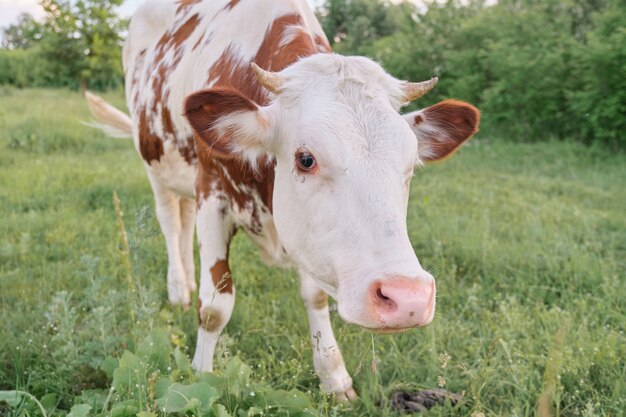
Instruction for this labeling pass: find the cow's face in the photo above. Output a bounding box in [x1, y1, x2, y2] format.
[185, 54, 479, 332]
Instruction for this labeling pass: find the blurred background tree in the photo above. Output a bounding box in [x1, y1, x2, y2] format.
[0, 0, 623, 146]
[0, 0, 125, 90]
[316, 0, 624, 147]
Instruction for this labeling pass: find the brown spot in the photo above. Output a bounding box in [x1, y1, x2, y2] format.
[138, 109, 164, 163]
[413, 115, 424, 125]
[198, 306, 223, 332]
[311, 291, 328, 310]
[210, 259, 233, 293]
[176, 0, 201, 15]
[222, 0, 241, 11]
[172, 14, 200, 46]
[409, 311, 415, 317]
[192, 34, 205, 51]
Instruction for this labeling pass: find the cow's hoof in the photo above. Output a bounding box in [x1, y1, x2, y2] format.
[168, 274, 191, 308]
[334, 387, 358, 403]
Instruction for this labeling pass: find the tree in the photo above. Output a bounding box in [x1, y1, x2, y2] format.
[316, 0, 416, 54]
[0, 0, 127, 89]
[37, 0, 126, 89]
[1, 13, 43, 50]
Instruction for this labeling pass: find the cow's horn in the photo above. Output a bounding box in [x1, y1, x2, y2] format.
[251, 62, 284, 94]
[402, 77, 438, 102]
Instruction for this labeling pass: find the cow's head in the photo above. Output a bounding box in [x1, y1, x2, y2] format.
[185, 54, 479, 332]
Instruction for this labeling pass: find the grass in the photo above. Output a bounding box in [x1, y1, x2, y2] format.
[0, 87, 624, 416]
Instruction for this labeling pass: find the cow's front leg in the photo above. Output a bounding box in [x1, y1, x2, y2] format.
[192, 196, 235, 372]
[300, 273, 356, 401]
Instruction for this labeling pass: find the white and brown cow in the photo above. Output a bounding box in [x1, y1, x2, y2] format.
[86, 0, 479, 400]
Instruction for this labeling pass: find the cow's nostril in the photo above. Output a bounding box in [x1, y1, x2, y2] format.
[373, 284, 398, 313]
[376, 287, 389, 301]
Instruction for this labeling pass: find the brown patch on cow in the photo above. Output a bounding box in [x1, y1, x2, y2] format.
[222, 0, 241, 11]
[198, 306, 223, 332]
[172, 14, 200, 46]
[179, 141, 197, 164]
[420, 100, 480, 162]
[413, 115, 424, 126]
[192, 34, 205, 51]
[314, 34, 332, 53]
[210, 259, 233, 293]
[176, 0, 202, 14]
[409, 311, 415, 317]
[138, 109, 164, 163]
[311, 291, 328, 310]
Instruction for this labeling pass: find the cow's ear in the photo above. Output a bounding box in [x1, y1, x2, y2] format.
[184, 88, 272, 159]
[403, 99, 480, 163]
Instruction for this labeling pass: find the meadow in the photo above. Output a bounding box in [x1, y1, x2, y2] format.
[0, 87, 624, 416]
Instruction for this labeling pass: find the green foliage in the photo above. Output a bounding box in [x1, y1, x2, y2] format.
[318, 0, 625, 146]
[1, 89, 625, 416]
[0, 48, 50, 88]
[318, 0, 415, 54]
[0, 0, 125, 90]
[1, 13, 43, 50]
[569, 0, 626, 147]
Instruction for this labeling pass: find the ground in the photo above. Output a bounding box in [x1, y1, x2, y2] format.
[0, 87, 624, 416]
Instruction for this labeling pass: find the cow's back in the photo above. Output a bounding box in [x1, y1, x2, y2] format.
[123, 0, 329, 197]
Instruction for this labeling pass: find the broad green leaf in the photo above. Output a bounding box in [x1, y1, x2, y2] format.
[112, 351, 145, 395]
[246, 406, 263, 416]
[100, 356, 119, 379]
[156, 382, 219, 413]
[153, 378, 172, 399]
[67, 403, 92, 417]
[0, 390, 23, 407]
[224, 358, 251, 397]
[173, 347, 192, 374]
[136, 329, 171, 372]
[109, 404, 139, 417]
[212, 404, 232, 417]
[76, 389, 109, 412]
[196, 372, 226, 396]
[40, 393, 57, 414]
[262, 389, 311, 412]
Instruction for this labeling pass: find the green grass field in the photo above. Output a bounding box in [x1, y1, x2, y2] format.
[0, 87, 624, 416]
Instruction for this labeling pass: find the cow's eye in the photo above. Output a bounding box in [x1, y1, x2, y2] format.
[295, 151, 317, 173]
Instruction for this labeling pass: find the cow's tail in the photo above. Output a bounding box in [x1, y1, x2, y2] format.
[84, 91, 133, 138]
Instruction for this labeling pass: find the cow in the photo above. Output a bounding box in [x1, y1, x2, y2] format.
[85, 0, 479, 401]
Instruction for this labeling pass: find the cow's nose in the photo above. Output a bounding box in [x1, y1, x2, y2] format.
[370, 274, 435, 328]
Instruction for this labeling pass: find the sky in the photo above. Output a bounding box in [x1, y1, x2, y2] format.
[0, 0, 327, 28]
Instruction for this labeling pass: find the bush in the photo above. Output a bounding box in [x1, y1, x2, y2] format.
[569, 0, 626, 147]
[0, 49, 50, 88]
[321, 0, 625, 147]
